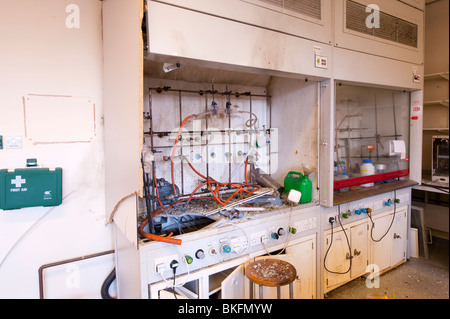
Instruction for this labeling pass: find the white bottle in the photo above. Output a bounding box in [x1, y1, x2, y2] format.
[360, 159, 375, 187]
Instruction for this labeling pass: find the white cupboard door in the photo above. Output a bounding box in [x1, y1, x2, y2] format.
[221, 264, 246, 299]
[253, 253, 298, 299]
[350, 223, 368, 278]
[324, 229, 351, 289]
[370, 213, 393, 272]
[391, 210, 407, 266]
[286, 238, 316, 299]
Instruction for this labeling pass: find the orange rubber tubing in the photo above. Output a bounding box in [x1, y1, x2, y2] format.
[138, 217, 182, 245]
[170, 115, 194, 194]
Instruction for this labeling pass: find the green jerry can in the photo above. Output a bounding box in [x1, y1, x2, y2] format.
[283, 171, 303, 194]
[299, 175, 312, 204]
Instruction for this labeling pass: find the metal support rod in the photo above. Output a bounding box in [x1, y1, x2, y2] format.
[179, 91, 184, 195]
[374, 94, 379, 159]
[226, 87, 232, 187]
[205, 94, 210, 179]
[148, 86, 270, 98]
[149, 90, 157, 215]
[268, 95, 272, 176]
[392, 93, 400, 172]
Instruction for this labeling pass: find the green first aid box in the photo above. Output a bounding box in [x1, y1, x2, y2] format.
[0, 168, 62, 210]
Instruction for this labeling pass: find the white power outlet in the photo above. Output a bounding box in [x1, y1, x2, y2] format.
[327, 213, 337, 224]
[4, 136, 22, 149]
[154, 254, 180, 274]
[249, 231, 266, 246]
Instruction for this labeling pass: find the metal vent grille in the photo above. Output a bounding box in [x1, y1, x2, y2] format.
[346, 0, 418, 48]
[252, 0, 321, 20]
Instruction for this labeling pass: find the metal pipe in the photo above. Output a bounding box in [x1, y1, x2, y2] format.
[149, 87, 270, 98]
[179, 91, 184, 195]
[38, 250, 115, 299]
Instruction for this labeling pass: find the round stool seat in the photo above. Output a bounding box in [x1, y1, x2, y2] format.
[245, 259, 297, 288]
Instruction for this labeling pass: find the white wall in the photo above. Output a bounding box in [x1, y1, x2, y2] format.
[0, 0, 114, 298]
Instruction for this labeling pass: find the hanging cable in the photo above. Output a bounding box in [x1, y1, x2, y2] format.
[324, 205, 352, 275]
[368, 190, 397, 242]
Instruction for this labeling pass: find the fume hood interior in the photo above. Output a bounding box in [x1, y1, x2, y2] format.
[139, 59, 321, 238]
[333, 83, 411, 191]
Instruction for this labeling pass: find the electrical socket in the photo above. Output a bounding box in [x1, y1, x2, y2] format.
[261, 234, 269, 245]
[327, 213, 337, 224]
[249, 231, 266, 246]
[231, 236, 248, 252]
[295, 219, 309, 233]
[154, 254, 179, 274]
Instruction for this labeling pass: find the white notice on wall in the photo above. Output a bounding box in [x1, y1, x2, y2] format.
[23, 94, 95, 144]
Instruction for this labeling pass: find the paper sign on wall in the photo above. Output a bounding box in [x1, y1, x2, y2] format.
[23, 94, 96, 144]
[410, 98, 422, 121]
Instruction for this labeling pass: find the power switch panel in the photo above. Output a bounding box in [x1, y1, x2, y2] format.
[0, 168, 63, 210]
[315, 55, 328, 69]
[4, 136, 22, 149]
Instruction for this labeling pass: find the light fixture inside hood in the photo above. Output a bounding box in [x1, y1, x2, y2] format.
[163, 62, 181, 73]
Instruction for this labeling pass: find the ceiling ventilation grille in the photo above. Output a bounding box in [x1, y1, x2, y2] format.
[250, 0, 322, 20]
[346, 0, 418, 48]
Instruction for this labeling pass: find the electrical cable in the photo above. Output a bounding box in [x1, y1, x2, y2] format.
[368, 190, 397, 242]
[323, 205, 352, 275]
[158, 246, 191, 290]
[100, 268, 116, 299]
[263, 204, 294, 256]
[0, 190, 76, 269]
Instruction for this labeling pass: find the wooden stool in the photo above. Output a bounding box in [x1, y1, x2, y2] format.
[245, 259, 297, 299]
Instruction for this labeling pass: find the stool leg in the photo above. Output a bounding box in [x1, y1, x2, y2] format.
[277, 287, 280, 299]
[250, 281, 254, 299]
[259, 285, 263, 299]
[289, 283, 293, 299]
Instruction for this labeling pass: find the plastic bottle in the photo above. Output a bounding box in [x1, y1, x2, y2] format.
[283, 171, 303, 194]
[360, 159, 375, 187]
[299, 175, 312, 204]
[334, 172, 350, 192]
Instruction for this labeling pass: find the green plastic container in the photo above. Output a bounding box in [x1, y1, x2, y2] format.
[283, 171, 303, 194]
[299, 175, 312, 204]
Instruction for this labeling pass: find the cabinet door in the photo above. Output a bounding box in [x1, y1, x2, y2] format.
[370, 213, 393, 272]
[253, 253, 298, 299]
[391, 210, 407, 266]
[324, 229, 351, 289]
[286, 238, 316, 299]
[221, 264, 247, 299]
[252, 238, 316, 299]
[350, 222, 368, 278]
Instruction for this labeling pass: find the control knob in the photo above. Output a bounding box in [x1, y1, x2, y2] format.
[195, 249, 205, 259]
[270, 232, 279, 240]
[221, 244, 231, 254]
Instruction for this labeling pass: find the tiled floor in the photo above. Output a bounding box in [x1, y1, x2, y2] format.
[325, 237, 449, 299]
